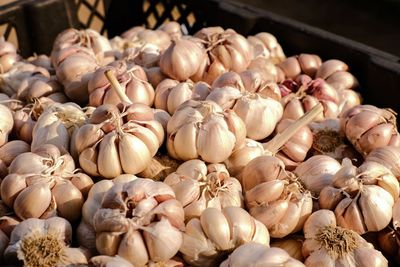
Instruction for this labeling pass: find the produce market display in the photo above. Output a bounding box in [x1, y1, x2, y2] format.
[0, 21, 398, 266]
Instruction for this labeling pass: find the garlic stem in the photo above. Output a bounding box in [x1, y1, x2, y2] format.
[104, 70, 133, 104]
[263, 104, 323, 154]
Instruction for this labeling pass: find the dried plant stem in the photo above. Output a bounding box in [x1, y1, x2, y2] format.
[263, 104, 323, 154]
[104, 70, 132, 104]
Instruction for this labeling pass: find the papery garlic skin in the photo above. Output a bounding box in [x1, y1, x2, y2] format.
[303, 209, 388, 267]
[180, 207, 270, 266]
[271, 237, 304, 262]
[76, 103, 164, 178]
[91, 177, 184, 266]
[319, 160, 398, 234]
[340, 105, 400, 155]
[3, 217, 88, 266]
[164, 160, 243, 221]
[167, 100, 246, 163]
[220, 242, 304, 267]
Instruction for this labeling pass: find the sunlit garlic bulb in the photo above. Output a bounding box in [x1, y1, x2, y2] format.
[166, 100, 246, 163]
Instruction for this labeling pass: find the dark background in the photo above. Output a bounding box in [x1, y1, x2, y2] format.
[231, 0, 400, 57]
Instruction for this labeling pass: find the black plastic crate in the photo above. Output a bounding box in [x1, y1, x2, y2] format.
[0, 0, 399, 111]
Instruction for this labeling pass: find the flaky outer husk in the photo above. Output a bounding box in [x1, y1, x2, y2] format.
[180, 207, 270, 266]
[220, 242, 304, 267]
[303, 210, 388, 267]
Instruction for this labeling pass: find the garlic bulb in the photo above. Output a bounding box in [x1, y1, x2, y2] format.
[180, 206, 270, 266]
[377, 198, 400, 263]
[121, 27, 172, 52]
[275, 119, 313, 170]
[158, 21, 183, 40]
[53, 45, 99, 104]
[319, 159, 399, 234]
[3, 217, 88, 266]
[278, 54, 322, 79]
[247, 32, 285, 63]
[164, 160, 243, 221]
[167, 100, 246, 163]
[294, 155, 342, 194]
[271, 236, 304, 262]
[309, 118, 362, 163]
[15, 74, 67, 104]
[76, 103, 164, 178]
[155, 79, 211, 114]
[27, 54, 53, 73]
[242, 156, 313, 238]
[51, 28, 112, 65]
[206, 83, 282, 140]
[1, 144, 93, 222]
[367, 146, 400, 179]
[340, 105, 400, 155]
[0, 140, 30, 168]
[192, 27, 253, 84]
[32, 102, 89, 155]
[224, 138, 265, 177]
[303, 209, 387, 267]
[220, 242, 304, 267]
[247, 57, 281, 82]
[92, 177, 185, 266]
[160, 38, 206, 81]
[13, 100, 52, 144]
[88, 61, 154, 107]
[281, 78, 340, 121]
[0, 36, 20, 73]
[0, 62, 49, 97]
[0, 103, 13, 147]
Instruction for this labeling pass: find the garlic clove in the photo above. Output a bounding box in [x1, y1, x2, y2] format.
[96, 231, 123, 256]
[319, 186, 345, 210]
[119, 133, 152, 174]
[353, 247, 388, 267]
[118, 230, 149, 266]
[1, 174, 28, 208]
[52, 181, 84, 222]
[14, 183, 52, 220]
[98, 132, 123, 178]
[200, 207, 231, 251]
[0, 140, 30, 166]
[245, 180, 285, 209]
[143, 219, 183, 262]
[359, 185, 393, 232]
[270, 201, 302, 238]
[79, 146, 100, 177]
[173, 122, 198, 160]
[250, 199, 289, 229]
[222, 206, 255, 246]
[316, 59, 348, 79]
